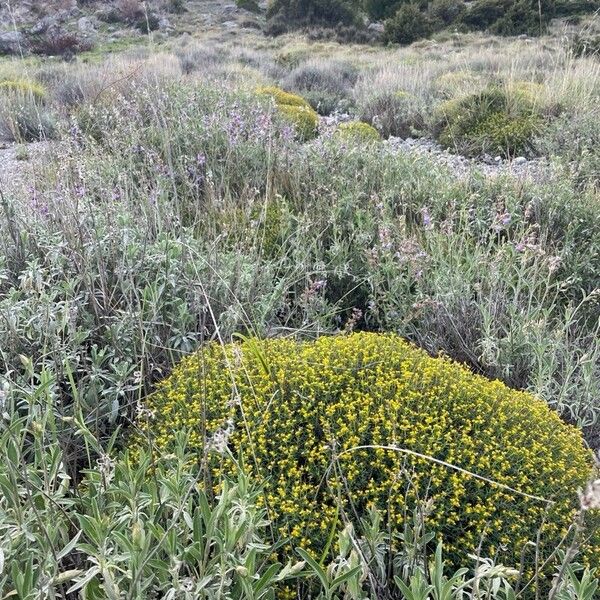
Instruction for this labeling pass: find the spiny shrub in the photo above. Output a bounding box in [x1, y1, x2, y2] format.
[257, 86, 318, 140]
[335, 120, 381, 142]
[434, 86, 541, 157]
[135, 333, 598, 573]
[278, 104, 319, 140]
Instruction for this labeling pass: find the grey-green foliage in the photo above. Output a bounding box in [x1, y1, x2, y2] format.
[299, 508, 599, 600]
[0, 382, 301, 599]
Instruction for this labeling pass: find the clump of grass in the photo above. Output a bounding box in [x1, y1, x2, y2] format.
[359, 90, 426, 138]
[0, 77, 55, 141]
[283, 59, 358, 115]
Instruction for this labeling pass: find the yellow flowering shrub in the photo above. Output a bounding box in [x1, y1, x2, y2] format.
[256, 85, 318, 140]
[335, 121, 381, 143]
[135, 333, 598, 570]
[256, 85, 313, 110]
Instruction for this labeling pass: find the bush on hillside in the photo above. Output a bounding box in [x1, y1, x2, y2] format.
[428, 0, 466, 26]
[135, 333, 599, 572]
[490, 0, 548, 35]
[384, 4, 435, 45]
[460, 0, 511, 29]
[434, 86, 542, 157]
[460, 0, 562, 35]
[365, 0, 408, 19]
[266, 0, 361, 34]
[236, 0, 261, 12]
[30, 31, 94, 57]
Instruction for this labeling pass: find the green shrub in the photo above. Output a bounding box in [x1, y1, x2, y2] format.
[257, 85, 319, 140]
[365, 0, 407, 19]
[135, 333, 598, 572]
[335, 120, 381, 142]
[428, 0, 466, 26]
[278, 104, 319, 140]
[460, 0, 561, 36]
[266, 0, 361, 34]
[434, 86, 541, 157]
[384, 3, 435, 45]
[460, 0, 511, 29]
[256, 85, 313, 109]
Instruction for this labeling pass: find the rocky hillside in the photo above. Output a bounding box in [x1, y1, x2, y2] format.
[0, 0, 266, 56]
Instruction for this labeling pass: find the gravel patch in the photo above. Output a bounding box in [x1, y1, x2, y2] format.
[320, 113, 554, 184]
[386, 136, 553, 183]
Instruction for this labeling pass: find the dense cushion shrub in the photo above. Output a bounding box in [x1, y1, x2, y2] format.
[434, 86, 542, 157]
[335, 120, 381, 142]
[135, 333, 598, 571]
[257, 86, 319, 140]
